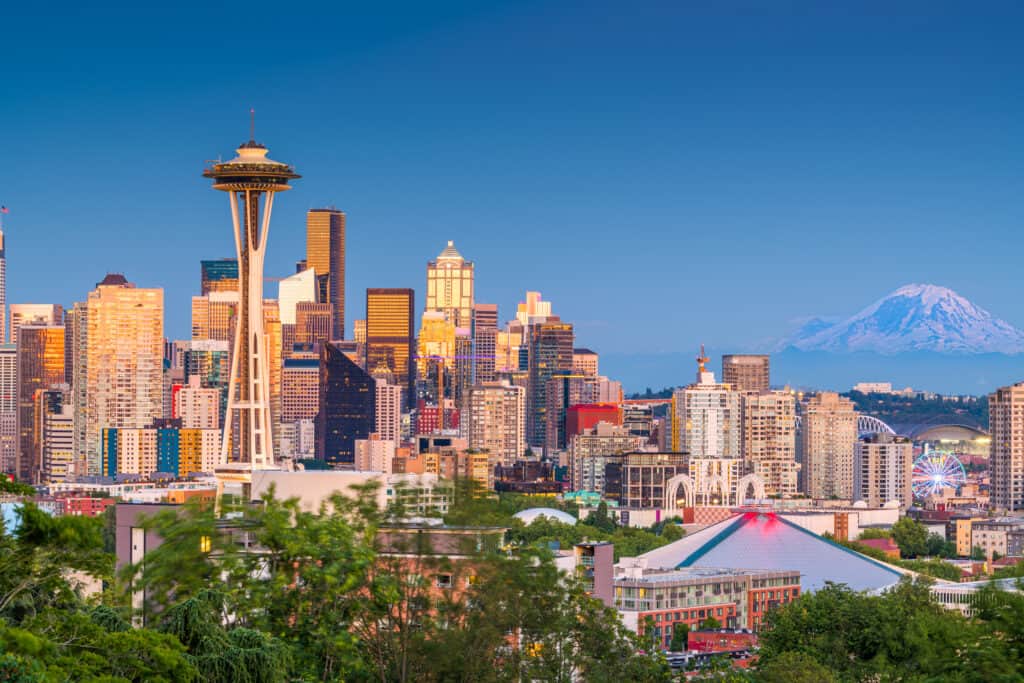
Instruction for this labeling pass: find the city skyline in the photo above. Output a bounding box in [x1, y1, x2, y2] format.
[2, 2, 1023, 393]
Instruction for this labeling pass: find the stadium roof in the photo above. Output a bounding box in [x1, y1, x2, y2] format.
[636, 511, 906, 593]
[513, 507, 577, 525]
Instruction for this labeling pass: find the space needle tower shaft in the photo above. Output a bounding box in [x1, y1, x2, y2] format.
[203, 125, 299, 473]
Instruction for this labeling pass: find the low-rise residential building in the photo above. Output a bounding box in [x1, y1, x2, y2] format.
[614, 561, 800, 648]
[971, 518, 1024, 559]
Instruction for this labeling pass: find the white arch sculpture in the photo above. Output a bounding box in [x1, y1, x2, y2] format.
[702, 474, 729, 506]
[663, 474, 696, 510]
[734, 473, 766, 505]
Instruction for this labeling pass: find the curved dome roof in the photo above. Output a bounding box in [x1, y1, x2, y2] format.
[513, 507, 577, 525]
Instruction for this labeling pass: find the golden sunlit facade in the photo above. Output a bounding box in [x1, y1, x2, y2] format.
[426, 241, 474, 327]
[76, 276, 163, 476]
[16, 325, 65, 483]
[366, 288, 414, 401]
[306, 209, 345, 339]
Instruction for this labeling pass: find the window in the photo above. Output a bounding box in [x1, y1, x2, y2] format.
[435, 574, 453, 589]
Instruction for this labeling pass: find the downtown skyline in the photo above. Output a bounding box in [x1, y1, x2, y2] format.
[2, 2, 1023, 393]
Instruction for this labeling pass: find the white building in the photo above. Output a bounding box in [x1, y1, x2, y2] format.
[355, 434, 397, 473]
[177, 375, 220, 429]
[854, 433, 913, 509]
[671, 368, 742, 457]
[375, 380, 402, 444]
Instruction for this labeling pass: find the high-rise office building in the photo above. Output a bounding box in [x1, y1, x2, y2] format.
[353, 319, 366, 345]
[527, 318, 574, 450]
[0, 344, 16, 474]
[39, 387, 73, 484]
[16, 325, 65, 483]
[73, 274, 163, 476]
[989, 382, 1024, 512]
[306, 208, 345, 340]
[572, 348, 599, 377]
[366, 288, 414, 402]
[278, 268, 318, 353]
[471, 304, 498, 384]
[200, 258, 239, 295]
[317, 343, 375, 466]
[295, 302, 332, 346]
[9, 304, 63, 346]
[204, 139, 298, 475]
[671, 356, 742, 458]
[466, 382, 525, 464]
[281, 355, 320, 422]
[722, 354, 770, 393]
[191, 292, 238, 342]
[854, 433, 913, 509]
[0, 226, 5, 344]
[741, 391, 799, 497]
[800, 392, 858, 499]
[426, 241, 474, 327]
[375, 380, 402, 445]
[182, 340, 230, 425]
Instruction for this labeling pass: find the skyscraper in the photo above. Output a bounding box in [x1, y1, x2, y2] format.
[204, 137, 298, 474]
[200, 258, 239, 295]
[854, 433, 913, 509]
[0, 344, 16, 475]
[191, 292, 238, 342]
[426, 241, 474, 327]
[306, 208, 345, 340]
[741, 391, 799, 497]
[316, 343, 375, 466]
[722, 354, 770, 393]
[0, 226, 6, 344]
[989, 382, 1024, 512]
[9, 304, 63, 346]
[366, 288, 414, 402]
[471, 303, 498, 384]
[73, 274, 163, 477]
[39, 387, 73, 484]
[671, 354, 742, 458]
[375, 380, 402, 444]
[278, 268, 317, 353]
[467, 382, 525, 464]
[527, 318, 574, 450]
[16, 325, 65, 483]
[800, 392, 858, 499]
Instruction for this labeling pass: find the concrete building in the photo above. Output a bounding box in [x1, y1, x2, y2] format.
[354, 433, 397, 472]
[989, 382, 1024, 512]
[278, 267, 318, 351]
[800, 392, 858, 499]
[569, 422, 643, 492]
[671, 360, 742, 457]
[190, 291, 238, 342]
[39, 388, 73, 484]
[176, 375, 220, 429]
[305, 208, 346, 340]
[741, 391, 799, 498]
[572, 348, 599, 377]
[0, 344, 16, 474]
[73, 275, 163, 477]
[854, 433, 913, 509]
[281, 356, 319, 422]
[471, 303, 498, 384]
[605, 452, 688, 509]
[972, 518, 1024, 560]
[102, 425, 220, 477]
[375, 380, 402, 445]
[527, 318, 574, 450]
[466, 382, 525, 464]
[615, 562, 801, 645]
[426, 241, 474, 328]
[721, 354, 770, 393]
[9, 304, 63, 346]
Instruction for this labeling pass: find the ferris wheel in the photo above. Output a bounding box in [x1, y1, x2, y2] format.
[911, 449, 967, 498]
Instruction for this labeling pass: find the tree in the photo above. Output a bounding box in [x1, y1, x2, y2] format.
[669, 622, 689, 652]
[584, 501, 616, 533]
[698, 616, 721, 630]
[971, 545, 986, 561]
[756, 651, 836, 683]
[891, 516, 928, 558]
[858, 527, 891, 540]
[925, 532, 949, 557]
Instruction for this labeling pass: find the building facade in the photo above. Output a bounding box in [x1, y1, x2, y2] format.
[466, 382, 525, 464]
[426, 241, 474, 328]
[854, 433, 913, 509]
[527, 318, 574, 451]
[16, 325, 65, 483]
[800, 392, 858, 500]
[306, 208, 346, 340]
[721, 354, 770, 393]
[366, 288, 415, 404]
[317, 343, 375, 466]
[989, 382, 1024, 512]
[741, 391, 799, 497]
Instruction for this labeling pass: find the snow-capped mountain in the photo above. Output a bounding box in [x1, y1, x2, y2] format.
[781, 284, 1024, 354]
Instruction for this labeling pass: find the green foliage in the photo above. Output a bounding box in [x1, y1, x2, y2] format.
[844, 390, 987, 429]
[698, 616, 721, 630]
[0, 479, 35, 496]
[668, 622, 688, 652]
[839, 536, 964, 581]
[755, 651, 836, 683]
[891, 516, 929, 558]
[857, 527, 891, 540]
[971, 545, 986, 560]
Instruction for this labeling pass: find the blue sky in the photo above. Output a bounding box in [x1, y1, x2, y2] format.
[1, 1, 1022, 389]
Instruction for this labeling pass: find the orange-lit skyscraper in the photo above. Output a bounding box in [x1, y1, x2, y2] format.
[426, 241, 473, 327]
[16, 325, 64, 482]
[72, 274, 163, 476]
[306, 208, 345, 340]
[366, 288, 414, 403]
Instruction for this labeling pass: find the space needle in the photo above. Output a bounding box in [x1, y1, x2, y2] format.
[204, 119, 299, 490]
